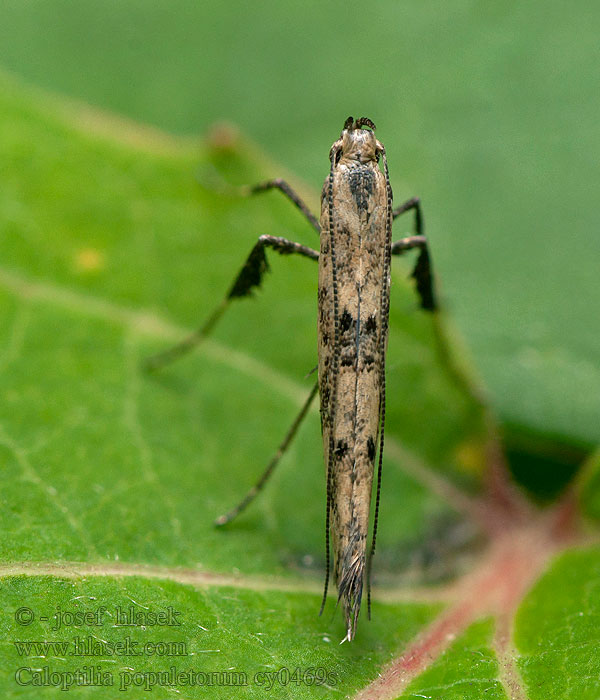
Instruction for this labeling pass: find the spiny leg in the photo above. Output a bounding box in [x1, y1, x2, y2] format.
[393, 204, 507, 510]
[392, 195, 423, 232]
[250, 179, 320, 234]
[391, 235, 437, 311]
[392, 200, 488, 407]
[215, 382, 319, 526]
[201, 164, 319, 233]
[144, 235, 318, 371]
[391, 196, 437, 311]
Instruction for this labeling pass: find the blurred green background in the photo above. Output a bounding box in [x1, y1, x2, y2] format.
[1, 0, 598, 451]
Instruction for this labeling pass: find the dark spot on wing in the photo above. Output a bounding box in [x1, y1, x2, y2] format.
[348, 168, 375, 211]
[340, 309, 354, 333]
[335, 440, 349, 458]
[365, 315, 377, 334]
[341, 353, 355, 367]
[367, 436, 376, 462]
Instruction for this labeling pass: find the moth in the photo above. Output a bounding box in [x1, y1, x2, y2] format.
[146, 117, 437, 641]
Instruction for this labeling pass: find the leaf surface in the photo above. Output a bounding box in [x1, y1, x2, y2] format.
[0, 76, 598, 699]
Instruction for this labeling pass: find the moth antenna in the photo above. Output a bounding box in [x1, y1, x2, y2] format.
[367, 147, 392, 611]
[321, 154, 340, 616]
[343, 116, 354, 130]
[355, 117, 376, 131]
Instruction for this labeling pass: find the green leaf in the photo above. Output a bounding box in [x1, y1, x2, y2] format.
[1, 575, 438, 699]
[0, 74, 599, 699]
[515, 549, 600, 700]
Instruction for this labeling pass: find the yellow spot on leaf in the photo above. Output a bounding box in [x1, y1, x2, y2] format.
[454, 439, 486, 475]
[74, 248, 105, 273]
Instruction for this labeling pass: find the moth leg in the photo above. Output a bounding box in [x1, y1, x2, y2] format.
[144, 235, 318, 371]
[391, 235, 437, 311]
[250, 179, 320, 233]
[393, 202, 489, 408]
[215, 382, 319, 527]
[392, 195, 423, 230]
[391, 196, 437, 310]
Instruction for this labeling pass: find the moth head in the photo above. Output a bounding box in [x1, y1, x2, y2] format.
[329, 116, 384, 166]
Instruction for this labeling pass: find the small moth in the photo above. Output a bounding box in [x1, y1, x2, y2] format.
[146, 117, 437, 642]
